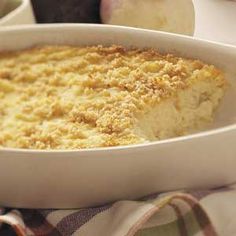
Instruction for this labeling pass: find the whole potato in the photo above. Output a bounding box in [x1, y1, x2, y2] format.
[31, 0, 101, 23]
[101, 0, 195, 35]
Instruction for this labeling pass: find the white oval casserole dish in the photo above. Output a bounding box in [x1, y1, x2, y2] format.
[0, 0, 35, 26]
[0, 24, 236, 209]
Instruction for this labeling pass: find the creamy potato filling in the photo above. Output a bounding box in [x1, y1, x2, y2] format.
[0, 45, 227, 149]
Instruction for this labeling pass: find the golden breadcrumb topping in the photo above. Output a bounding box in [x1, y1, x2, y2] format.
[0, 45, 226, 149]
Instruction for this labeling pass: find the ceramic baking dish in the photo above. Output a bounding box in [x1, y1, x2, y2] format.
[0, 24, 236, 209]
[0, 0, 35, 26]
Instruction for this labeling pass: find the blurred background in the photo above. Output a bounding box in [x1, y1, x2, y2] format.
[31, 0, 236, 45]
[0, 0, 236, 45]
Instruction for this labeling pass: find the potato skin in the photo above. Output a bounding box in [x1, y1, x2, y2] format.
[31, 0, 101, 23]
[100, 0, 195, 36]
[100, 0, 118, 23]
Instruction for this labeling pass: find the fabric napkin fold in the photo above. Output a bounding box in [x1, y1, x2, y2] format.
[0, 185, 236, 236]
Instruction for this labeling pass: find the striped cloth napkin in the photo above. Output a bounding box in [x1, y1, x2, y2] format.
[0, 185, 236, 236]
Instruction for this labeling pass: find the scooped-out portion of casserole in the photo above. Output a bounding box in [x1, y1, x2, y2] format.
[0, 45, 227, 149]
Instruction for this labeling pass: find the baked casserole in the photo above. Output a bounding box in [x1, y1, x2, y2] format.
[0, 45, 227, 149]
